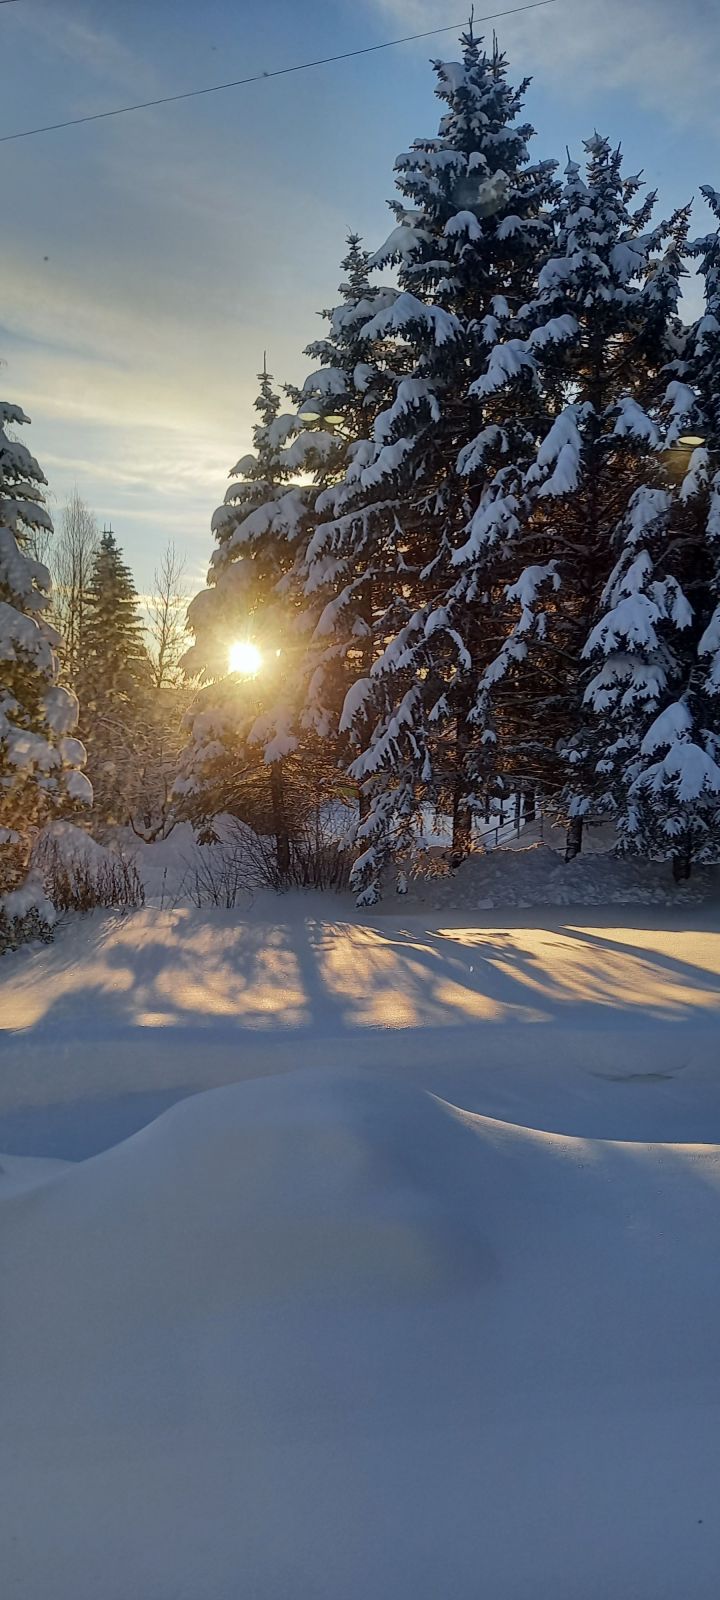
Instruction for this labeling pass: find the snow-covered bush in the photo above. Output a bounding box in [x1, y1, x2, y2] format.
[0, 871, 55, 954]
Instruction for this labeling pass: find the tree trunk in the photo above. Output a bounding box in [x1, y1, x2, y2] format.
[565, 815, 583, 862]
[357, 578, 374, 831]
[451, 793, 472, 865]
[451, 691, 473, 863]
[672, 846, 692, 883]
[270, 762, 290, 879]
[523, 788, 536, 823]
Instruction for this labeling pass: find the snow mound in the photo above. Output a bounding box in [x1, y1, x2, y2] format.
[401, 842, 715, 910]
[33, 820, 114, 870]
[1, 1071, 489, 1308]
[0, 1152, 70, 1197]
[3, 1071, 720, 1599]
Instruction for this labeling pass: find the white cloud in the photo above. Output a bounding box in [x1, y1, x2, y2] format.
[11, 0, 163, 99]
[367, 0, 720, 130]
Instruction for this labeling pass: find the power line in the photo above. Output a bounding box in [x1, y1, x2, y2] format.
[0, 1, 557, 145]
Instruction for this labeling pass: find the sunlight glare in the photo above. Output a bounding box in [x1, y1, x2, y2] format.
[228, 640, 262, 677]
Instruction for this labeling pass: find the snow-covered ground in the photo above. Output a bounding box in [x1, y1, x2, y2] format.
[2, 894, 720, 1147]
[1, 1067, 720, 1599]
[2, 844, 720, 1596]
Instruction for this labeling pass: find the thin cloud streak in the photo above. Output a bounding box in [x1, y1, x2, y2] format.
[368, 0, 720, 128]
[2, 0, 715, 592]
[10, 1, 164, 99]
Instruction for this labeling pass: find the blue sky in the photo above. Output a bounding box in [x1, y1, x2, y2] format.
[2, 0, 719, 596]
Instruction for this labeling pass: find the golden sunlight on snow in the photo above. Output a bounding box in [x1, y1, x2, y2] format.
[2, 914, 720, 1041]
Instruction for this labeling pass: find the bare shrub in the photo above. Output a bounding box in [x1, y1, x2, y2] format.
[182, 842, 253, 910]
[35, 836, 145, 913]
[184, 807, 354, 908]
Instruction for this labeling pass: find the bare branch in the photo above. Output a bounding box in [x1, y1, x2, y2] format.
[45, 489, 99, 682]
[147, 541, 190, 689]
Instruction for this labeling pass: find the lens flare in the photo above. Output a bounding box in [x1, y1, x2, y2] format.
[228, 640, 262, 677]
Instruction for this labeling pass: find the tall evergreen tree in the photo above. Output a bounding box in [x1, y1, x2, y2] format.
[80, 529, 149, 823]
[315, 27, 559, 899]
[181, 363, 302, 687]
[297, 234, 399, 761]
[0, 400, 91, 938]
[578, 486, 708, 873]
[84, 530, 147, 692]
[180, 242, 396, 867]
[468, 137, 690, 858]
[582, 184, 720, 878]
[689, 188, 720, 735]
[177, 364, 314, 869]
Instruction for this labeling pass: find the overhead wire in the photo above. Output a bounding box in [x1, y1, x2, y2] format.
[0, 1, 557, 145]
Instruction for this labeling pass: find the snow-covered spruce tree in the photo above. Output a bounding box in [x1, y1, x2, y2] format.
[577, 485, 713, 878]
[296, 234, 401, 775]
[0, 401, 91, 947]
[582, 184, 720, 880]
[688, 191, 720, 788]
[79, 529, 150, 825]
[319, 28, 559, 900]
[469, 137, 690, 859]
[177, 363, 322, 874]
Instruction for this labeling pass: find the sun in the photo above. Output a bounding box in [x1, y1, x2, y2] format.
[228, 640, 262, 677]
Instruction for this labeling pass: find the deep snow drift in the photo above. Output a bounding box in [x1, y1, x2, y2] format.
[1, 1068, 719, 1600]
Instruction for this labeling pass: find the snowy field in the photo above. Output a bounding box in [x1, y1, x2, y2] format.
[2, 847, 720, 1597]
